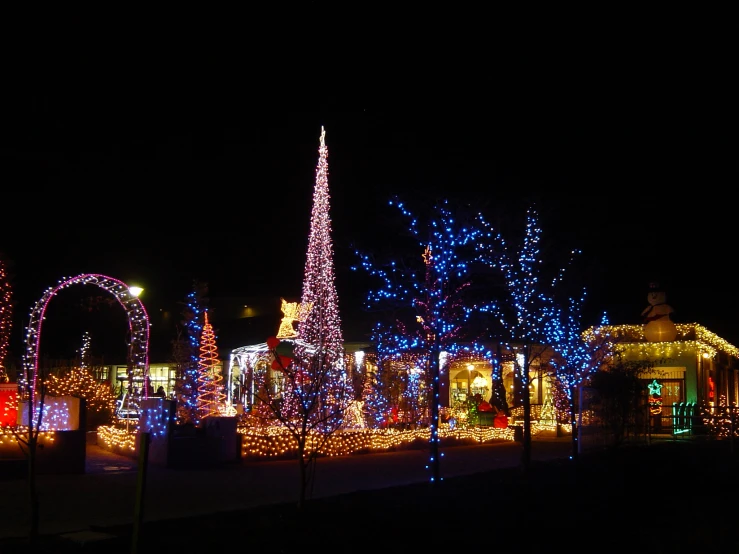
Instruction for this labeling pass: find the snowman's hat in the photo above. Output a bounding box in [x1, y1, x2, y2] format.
[648, 281, 665, 293]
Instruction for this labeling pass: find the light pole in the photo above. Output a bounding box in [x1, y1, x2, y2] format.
[124, 285, 144, 423]
[129, 286, 144, 298]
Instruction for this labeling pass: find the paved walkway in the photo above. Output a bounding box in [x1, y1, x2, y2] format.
[0, 438, 573, 539]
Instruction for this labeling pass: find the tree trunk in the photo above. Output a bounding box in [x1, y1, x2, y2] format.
[522, 388, 531, 473]
[521, 345, 531, 474]
[28, 434, 39, 546]
[297, 442, 307, 510]
[570, 388, 579, 463]
[428, 340, 441, 485]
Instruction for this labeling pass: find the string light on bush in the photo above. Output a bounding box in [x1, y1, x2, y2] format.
[45, 367, 117, 425]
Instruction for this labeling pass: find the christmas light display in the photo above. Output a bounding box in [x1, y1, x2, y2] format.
[581, 323, 737, 434]
[641, 283, 678, 342]
[45, 367, 117, 428]
[238, 425, 515, 459]
[353, 197, 494, 482]
[294, 126, 353, 415]
[343, 400, 366, 429]
[477, 205, 581, 470]
[0, 384, 17, 426]
[174, 280, 208, 426]
[196, 310, 226, 420]
[583, 323, 739, 360]
[0, 256, 12, 383]
[79, 331, 92, 370]
[647, 379, 663, 415]
[17, 397, 79, 430]
[545, 290, 614, 460]
[96, 424, 137, 453]
[241, 128, 364, 508]
[21, 274, 149, 414]
[251, 334, 356, 508]
[96, 401, 531, 459]
[276, 298, 313, 339]
[701, 395, 738, 438]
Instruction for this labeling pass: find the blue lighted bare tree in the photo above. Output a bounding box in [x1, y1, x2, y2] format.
[353, 197, 492, 483]
[477, 205, 580, 473]
[545, 292, 615, 462]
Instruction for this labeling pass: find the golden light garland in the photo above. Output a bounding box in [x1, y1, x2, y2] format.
[583, 323, 739, 360]
[0, 428, 56, 449]
[96, 424, 137, 453]
[237, 426, 517, 459]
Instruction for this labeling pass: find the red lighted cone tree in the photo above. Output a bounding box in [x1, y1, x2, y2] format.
[196, 311, 225, 420]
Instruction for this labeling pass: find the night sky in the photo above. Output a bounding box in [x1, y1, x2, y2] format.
[2, 21, 734, 364]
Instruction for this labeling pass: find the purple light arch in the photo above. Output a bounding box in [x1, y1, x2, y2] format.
[23, 274, 150, 405]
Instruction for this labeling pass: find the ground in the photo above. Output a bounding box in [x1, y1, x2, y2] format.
[4, 439, 739, 553]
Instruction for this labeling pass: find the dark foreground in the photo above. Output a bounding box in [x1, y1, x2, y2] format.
[4, 439, 739, 553]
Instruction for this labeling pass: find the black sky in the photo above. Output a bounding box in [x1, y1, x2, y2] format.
[1, 17, 735, 362]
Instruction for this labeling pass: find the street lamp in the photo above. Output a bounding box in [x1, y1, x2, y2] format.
[124, 284, 144, 422]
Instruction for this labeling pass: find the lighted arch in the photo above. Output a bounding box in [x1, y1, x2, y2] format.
[23, 274, 150, 404]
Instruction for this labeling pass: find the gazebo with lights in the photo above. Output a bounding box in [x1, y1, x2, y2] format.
[584, 322, 739, 433]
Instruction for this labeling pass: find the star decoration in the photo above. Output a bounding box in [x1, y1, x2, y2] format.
[647, 379, 663, 396]
[422, 245, 432, 265]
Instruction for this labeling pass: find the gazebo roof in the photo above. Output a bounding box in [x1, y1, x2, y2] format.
[583, 323, 739, 360]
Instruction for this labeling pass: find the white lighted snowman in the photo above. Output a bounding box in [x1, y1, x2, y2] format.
[641, 282, 677, 342]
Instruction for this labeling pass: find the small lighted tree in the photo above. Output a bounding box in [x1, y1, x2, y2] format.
[78, 331, 92, 370]
[196, 310, 226, 420]
[174, 280, 209, 425]
[546, 302, 615, 461]
[253, 335, 353, 509]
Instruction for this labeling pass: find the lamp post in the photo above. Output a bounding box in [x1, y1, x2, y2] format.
[124, 285, 144, 422]
[129, 286, 143, 298]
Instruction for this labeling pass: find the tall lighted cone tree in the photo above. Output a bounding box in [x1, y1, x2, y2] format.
[0, 255, 12, 382]
[196, 310, 226, 420]
[250, 128, 353, 508]
[295, 126, 354, 408]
